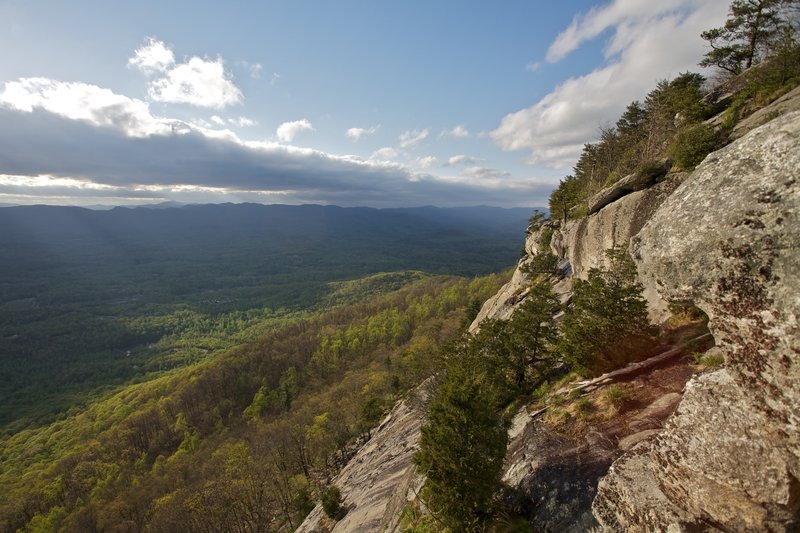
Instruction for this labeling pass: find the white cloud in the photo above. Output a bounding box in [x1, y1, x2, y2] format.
[249, 63, 263, 79]
[346, 125, 379, 141]
[441, 125, 470, 138]
[525, 62, 542, 72]
[399, 128, 429, 148]
[0, 76, 548, 207]
[210, 115, 225, 126]
[414, 156, 438, 169]
[231, 116, 256, 127]
[0, 77, 173, 137]
[371, 147, 399, 160]
[128, 38, 175, 73]
[129, 38, 242, 109]
[446, 154, 479, 166]
[270, 72, 281, 85]
[276, 119, 314, 142]
[148, 56, 242, 108]
[491, 0, 729, 168]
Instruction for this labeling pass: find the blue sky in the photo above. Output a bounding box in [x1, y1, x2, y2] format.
[0, 0, 729, 208]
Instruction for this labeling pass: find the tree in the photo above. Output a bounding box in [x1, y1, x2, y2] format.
[472, 282, 560, 387]
[559, 247, 654, 376]
[320, 485, 343, 520]
[700, 0, 795, 75]
[549, 175, 581, 224]
[415, 345, 509, 531]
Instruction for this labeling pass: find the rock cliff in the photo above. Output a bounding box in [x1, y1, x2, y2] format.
[297, 384, 429, 532]
[298, 107, 799, 533]
[593, 110, 800, 532]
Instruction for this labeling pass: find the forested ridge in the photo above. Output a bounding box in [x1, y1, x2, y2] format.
[548, 0, 800, 222]
[0, 204, 531, 433]
[0, 272, 506, 532]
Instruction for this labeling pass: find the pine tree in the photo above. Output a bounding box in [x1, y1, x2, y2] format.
[414, 345, 509, 531]
[700, 0, 794, 75]
[559, 247, 653, 376]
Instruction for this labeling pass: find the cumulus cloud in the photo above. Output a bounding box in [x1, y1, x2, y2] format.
[0, 77, 173, 137]
[446, 155, 479, 166]
[492, 0, 729, 168]
[0, 76, 551, 207]
[370, 147, 399, 160]
[128, 38, 175, 73]
[276, 119, 314, 142]
[441, 125, 470, 138]
[399, 128, 429, 148]
[414, 156, 438, 169]
[345, 125, 379, 141]
[129, 38, 242, 109]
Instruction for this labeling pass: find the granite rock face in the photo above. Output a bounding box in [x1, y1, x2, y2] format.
[554, 174, 686, 283]
[594, 111, 800, 531]
[296, 385, 429, 533]
[469, 225, 545, 331]
[585, 159, 671, 216]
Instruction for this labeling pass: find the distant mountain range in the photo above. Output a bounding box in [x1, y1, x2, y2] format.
[0, 202, 541, 310]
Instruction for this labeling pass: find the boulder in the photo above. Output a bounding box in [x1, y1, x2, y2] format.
[594, 111, 800, 531]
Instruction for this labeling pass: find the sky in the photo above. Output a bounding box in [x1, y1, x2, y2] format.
[0, 0, 730, 208]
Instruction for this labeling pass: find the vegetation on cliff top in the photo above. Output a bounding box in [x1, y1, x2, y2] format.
[548, 0, 800, 223]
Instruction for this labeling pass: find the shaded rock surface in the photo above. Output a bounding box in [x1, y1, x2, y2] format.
[551, 173, 688, 323]
[296, 385, 429, 533]
[503, 360, 694, 532]
[594, 111, 800, 531]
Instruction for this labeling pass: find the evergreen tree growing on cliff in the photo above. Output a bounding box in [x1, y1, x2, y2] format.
[700, 0, 796, 75]
[473, 282, 560, 388]
[559, 246, 654, 376]
[415, 341, 509, 531]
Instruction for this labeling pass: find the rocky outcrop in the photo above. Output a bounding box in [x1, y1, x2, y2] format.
[296, 385, 429, 533]
[469, 225, 547, 330]
[586, 160, 671, 216]
[295, 106, 798, 533]
[553, 173, 686, 283]
[593, 111, 800, 531]
[731, 84, 800, 140]
[503, 359, 695, 532]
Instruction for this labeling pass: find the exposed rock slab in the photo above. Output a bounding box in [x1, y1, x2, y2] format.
[595, 111, 800, 531]
[469, 229, 538, 331]
[470, 224, 573, 332]
[586, 160, 671, 216]
[296, 386, 428, 533]
[555, 173, 687, 282]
